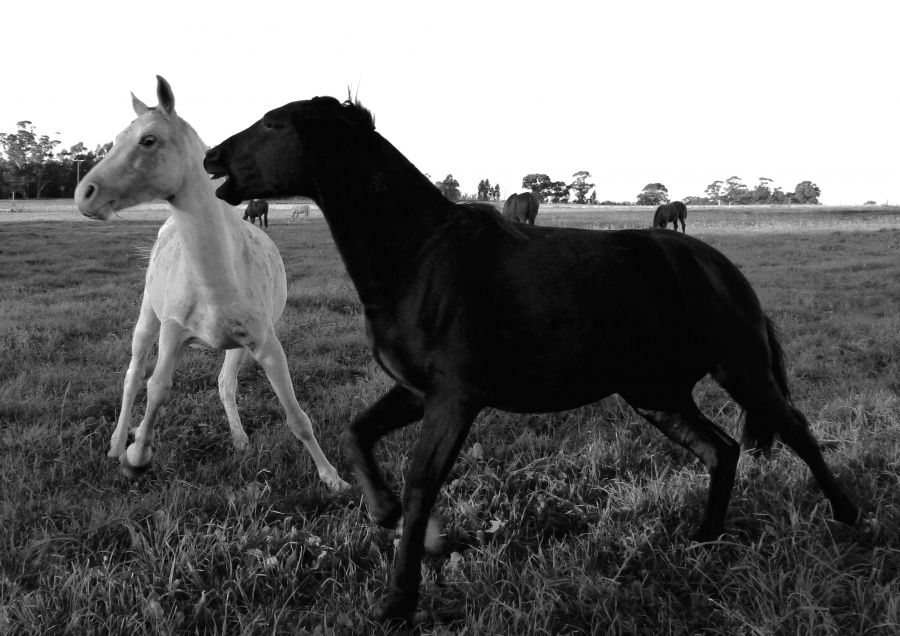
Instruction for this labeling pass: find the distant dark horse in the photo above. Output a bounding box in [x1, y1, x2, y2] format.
[503, 191, 539, 224]
[244, 199, 268, 227]
[205, 97, 860, 625]
[653, 200, 687, 232]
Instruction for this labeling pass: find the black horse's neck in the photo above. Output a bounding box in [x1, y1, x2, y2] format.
[309, 130, 451, 305]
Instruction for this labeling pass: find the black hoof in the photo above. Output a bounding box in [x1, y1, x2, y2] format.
[833, 501, 861, 527]
[372, 499, 403, 530]
[691, 522, 725, 543]
[378, 595, 417, 626]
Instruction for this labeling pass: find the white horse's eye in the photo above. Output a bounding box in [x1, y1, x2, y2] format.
[139, 135, 156, 147]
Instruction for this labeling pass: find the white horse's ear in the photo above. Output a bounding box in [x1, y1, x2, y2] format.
[132, 92, 150, 116]
[156, 75, 175, 114]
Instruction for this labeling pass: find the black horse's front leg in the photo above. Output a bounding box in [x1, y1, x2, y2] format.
[379, 392, 478, 623]
[342, 384, 424, 528]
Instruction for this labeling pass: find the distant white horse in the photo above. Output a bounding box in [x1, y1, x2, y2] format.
[291, 204, 310, 222]
[74, 76, 347, 489]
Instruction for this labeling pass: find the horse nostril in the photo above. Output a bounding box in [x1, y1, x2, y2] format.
[204, 148, 220, 167]
[83, 183, 96, 200]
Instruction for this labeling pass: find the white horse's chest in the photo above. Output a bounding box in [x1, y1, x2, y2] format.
[166, 294, 265, 351]
[144, 218, 281, 353]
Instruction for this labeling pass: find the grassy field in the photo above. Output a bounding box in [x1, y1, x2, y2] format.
[1, 203, 899, 634]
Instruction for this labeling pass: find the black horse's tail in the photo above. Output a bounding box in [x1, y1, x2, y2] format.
[741, 316, 790, 455]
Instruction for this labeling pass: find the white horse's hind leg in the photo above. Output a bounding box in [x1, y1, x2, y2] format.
[250, 330, 349, 490]
[218, 348, 250, 450]
[121, 321, 185, 476]
[110, 295, 160, 458]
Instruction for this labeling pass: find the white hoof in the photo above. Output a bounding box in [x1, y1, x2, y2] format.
[321, 469, 351, 491]
[231, 433, 251, 452]
[108, 435, 126, 459]
[124, 443, 152, 469]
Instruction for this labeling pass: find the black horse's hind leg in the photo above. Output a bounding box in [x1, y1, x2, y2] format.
[777, 405, 860, 524]
[263, 211, 268, 228]
[717, 367, 860, 526]
[634, 403, 740, 540]
[679, 216, 686, 232]
[342, 384, 425, 528]
[738, 394, 859, 525]
[380, 392, 478, 623]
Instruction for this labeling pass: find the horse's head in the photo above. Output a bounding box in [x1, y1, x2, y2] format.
[204, 96, 375, 206]
[75, 76, 199, 220]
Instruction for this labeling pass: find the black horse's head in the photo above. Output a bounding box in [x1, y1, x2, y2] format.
[204, 96, 375, 205]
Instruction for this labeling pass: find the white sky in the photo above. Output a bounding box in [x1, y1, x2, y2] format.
[3, 0, 897, 204]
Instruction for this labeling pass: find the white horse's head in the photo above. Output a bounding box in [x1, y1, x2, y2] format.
[75, 76, 202, 220]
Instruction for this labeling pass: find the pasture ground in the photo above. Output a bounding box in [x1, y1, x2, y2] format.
[1, 202, 899, 634]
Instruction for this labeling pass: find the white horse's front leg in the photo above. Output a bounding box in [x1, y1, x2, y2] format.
[110, 295, 160, 458]
[218, 347, 250, 450]
[250, 330, 349, 490]
[121, 321, 185, 477]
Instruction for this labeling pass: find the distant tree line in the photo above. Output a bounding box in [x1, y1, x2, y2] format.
[685, 176, 822, 205]
[441, 172, 822, 207]
[519, 171, 597, 204]
[476, 179, 501, 201]
[0, 121, 829, 209]
[0, 121, 112, 200]
[629, 177, 822, 206]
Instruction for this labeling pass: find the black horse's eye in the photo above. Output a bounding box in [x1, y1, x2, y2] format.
[139, 135, 156, 147]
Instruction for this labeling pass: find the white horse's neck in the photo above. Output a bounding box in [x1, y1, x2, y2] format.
[167, 125, 243, 293]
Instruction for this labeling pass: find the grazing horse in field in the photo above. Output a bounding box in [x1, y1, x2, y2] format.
[204, 96, 860, 624]
[74, 77, 347, 490]
[291, 203, 310, 222]
[653, 200, 687, 232]
[503, 191, 539, 224]
[244, 198, 269, 227]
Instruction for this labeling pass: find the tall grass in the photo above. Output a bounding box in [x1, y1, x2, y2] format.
[1, 207, 898, 634]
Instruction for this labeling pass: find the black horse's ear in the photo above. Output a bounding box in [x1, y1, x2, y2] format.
[342, 98, 375, 130]
[156, 75, 175, 114]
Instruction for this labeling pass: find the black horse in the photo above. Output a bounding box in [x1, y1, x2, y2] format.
[503, 191, 539, 224]
[243, 198, 268, 227]
[204, 97, 859, 624]
[653, 200, 687, 232]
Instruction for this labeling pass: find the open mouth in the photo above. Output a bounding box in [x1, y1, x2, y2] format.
[82, 201, 116, 221]
[214, 178, 245, 206]
[206, 166, 228, 180]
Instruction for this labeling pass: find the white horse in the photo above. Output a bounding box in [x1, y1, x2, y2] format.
[291, 204, 310, 222]
[74, 76, 347, 489]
